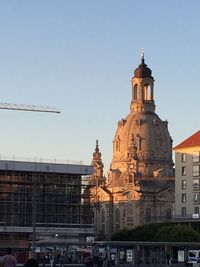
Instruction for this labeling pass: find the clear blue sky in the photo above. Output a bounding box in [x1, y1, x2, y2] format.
[0, 0, 199, 172]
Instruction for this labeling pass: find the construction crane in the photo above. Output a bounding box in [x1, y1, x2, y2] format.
[0, 102, 60, 113]
[0, 101, 60, 257]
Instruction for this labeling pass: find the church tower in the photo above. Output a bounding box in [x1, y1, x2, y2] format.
[110, 52, 174, 181]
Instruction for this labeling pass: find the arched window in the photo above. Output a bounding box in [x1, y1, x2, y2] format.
[128, 174, 133, 183]
[116, 137, 120, 151]
[144, 84, 152, 100]
[126, 206, 133, 229]
[133, 84, 139, 100]
[115, 208, 120, 232]
[135, 136, 141, 150]
[101, 208, 105, 223]
[115, 208, 120, 222]
[166, 208, 172, 221]
[146, 208, 151, 222]
[101, 208, 106, 235]
[91, 210, 95, 224]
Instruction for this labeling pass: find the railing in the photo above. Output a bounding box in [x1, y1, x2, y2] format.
[143, 216, 172, 223]
[172, 214, 200, 221]
[143, 214, 200, 223]
[0, 154, 88, 166]
[0, 225, 94, 234]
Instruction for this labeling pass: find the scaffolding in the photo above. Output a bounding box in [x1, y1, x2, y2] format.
[0, 159, 94, 250]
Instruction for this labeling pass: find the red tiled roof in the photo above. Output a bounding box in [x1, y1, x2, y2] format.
[174, 130, 200, 149]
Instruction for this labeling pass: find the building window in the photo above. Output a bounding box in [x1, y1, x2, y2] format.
[115, 208, 120, 232]
[101, 209, 105, 223]
[193, 193, 200, 204]
[101, 208, 106, 236]
[136, 136, 142, 150]
[182, 166, 186, 176]
[126, 206, 133, 229]
[144, 84, 152, 101]
[146, 208, 151, 222]
[182, 153, 186, 162]
[156, 139, 163, 151]
[182, 180, 186, 190]
[193, 165, 200, 177]
[166, 208, 172, 221]
[181, 207, 186, 217]
[194, 206, 199, 214]
[193, 179, 200, 190]
[115, 208, 120, 223]
[116, 136, 120, 151]
[182, 193, 186, 203]
[193, 152, 200, 163]
[133, 84, 139, 100]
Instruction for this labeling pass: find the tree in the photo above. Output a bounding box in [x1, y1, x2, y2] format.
[155, 224, 200, 242]
[111, 223, 200, 242]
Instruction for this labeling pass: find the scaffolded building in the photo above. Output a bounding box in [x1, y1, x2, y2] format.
[0, 158, 93, 252]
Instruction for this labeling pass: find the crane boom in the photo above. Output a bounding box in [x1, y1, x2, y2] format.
[0, 103, 60, 113]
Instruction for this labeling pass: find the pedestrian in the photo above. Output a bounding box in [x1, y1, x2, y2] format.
[24, 258, 39, 267]
[2, 248, 17, 267]
[59, 252, 65, 267]
[166, 253, 171, 267]
[110, 253, 116, 266]
[102, 248, 109, 267]
[41, 253, 46, 267]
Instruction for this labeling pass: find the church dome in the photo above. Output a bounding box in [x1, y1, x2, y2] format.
[112, 111, 173, 176]
[134, 57, 152, 78]
[111, 56, 174, 178]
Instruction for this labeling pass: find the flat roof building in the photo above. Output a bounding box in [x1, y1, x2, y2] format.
[0, 158, 93, 251]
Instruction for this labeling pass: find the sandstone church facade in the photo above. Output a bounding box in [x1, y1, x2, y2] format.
[89, 54, 175, 240]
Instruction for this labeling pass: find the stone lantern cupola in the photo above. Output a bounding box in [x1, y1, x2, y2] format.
[131, 52, 155, 113]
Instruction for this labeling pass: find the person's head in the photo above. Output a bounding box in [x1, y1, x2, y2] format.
[6, 248, 12, 255]
[24, 259, 39, 267]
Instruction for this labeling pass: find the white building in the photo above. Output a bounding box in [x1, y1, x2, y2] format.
[174, 130, 200, 219]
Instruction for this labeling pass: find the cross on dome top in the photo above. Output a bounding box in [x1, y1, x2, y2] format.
[141, 48, 144, 60]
